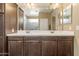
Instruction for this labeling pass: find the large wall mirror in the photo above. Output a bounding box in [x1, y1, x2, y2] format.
[17, 3, 73, 30]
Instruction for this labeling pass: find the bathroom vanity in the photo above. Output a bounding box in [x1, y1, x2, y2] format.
[0, 3, 75, 56]
[7, 31, 74, 56]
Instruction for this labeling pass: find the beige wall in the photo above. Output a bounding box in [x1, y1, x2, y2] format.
[72, 4, 79, 56]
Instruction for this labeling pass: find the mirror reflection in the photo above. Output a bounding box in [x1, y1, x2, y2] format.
[17, 3, 72, 30]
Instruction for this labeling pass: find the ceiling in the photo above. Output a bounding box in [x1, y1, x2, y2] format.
[17, 3, 62, 16]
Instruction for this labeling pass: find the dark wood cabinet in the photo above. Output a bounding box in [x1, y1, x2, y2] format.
[24, 40, 41, 56]
[57, 36, 74, 56]
[42, 40, 57, 56]
[0, 14, 4, 55]
[0, 36, 3, 53]
[0, 3, 6, 56]
[24, 37, 41, 56]
[58, 40, 73, 56]
[41, 36, 57, 56]
[23, 40, 30, 56]
[8, 36, 74, 56]
[8, 37, 23, 56]
[8, 41, 23, 56]
[0, 14, 4, 35]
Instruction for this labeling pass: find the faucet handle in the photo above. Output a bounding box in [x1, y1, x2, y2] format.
[26, 31, 30, 33]
[50, 31, 54, 33]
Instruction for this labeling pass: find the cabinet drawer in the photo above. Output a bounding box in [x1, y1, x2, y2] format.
[40, 36, 57, 41]
[8, 36, 23, 41]
[24, 36, 41, 41]
[58, 36, 74, 41]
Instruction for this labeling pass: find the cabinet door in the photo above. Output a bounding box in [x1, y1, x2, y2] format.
[0, 14, 4, 35]
[0, 14, 4, 55]
[24, 40, 41, 56]
[0, 37, 3, 54]
[8, 41, 23, 56]
[42, 40, 57, 56]
[58, 40, 73, 56]
[0, 13, 4, 55]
